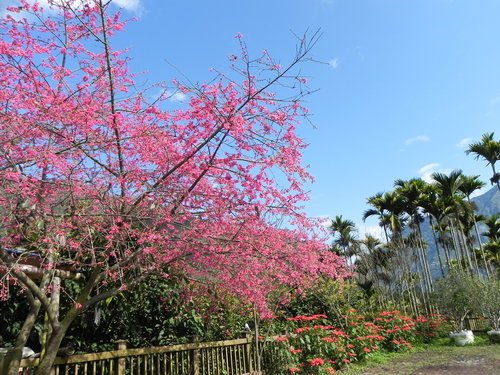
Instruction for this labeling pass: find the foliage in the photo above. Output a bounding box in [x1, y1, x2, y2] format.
[64, 275, 207, 351]
[413, 314, 453, 344]
[481, 214, 500, 275]
[432, 271, 482, 331]
[281, 279, 386, 324]
[262, 311, 449, 374]
[475, 278, 500, 330]
[370, 310, 415, 351]
[0, 274, 252, 353]
[465, 132, 500, 188]
[0, 283, 42, 348]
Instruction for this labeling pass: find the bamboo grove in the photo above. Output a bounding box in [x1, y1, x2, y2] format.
[329, 132, 500, 316]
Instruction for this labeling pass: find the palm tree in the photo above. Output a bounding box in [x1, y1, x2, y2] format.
[482, 214, 500, 276]
[355, 235, 400, 311]
[367, 190, 422, 312]
[330, 215, 359, 266]
[358, 235, 391, 299]
[431, 170, 477, 276]
[363, 191, 406, 241]
[361, 234, 386, 270]
[431, 169, 464, 199]
[363, 193, 390, 242]
[393, 178, 434, 299]
[419, 183, 449, 277]
[466, 132, 500, 190]
[458, 174, 491, 277]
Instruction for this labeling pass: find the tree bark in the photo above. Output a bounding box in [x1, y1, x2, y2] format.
[429, 217, 445, 278]
[3, 298, 41, 375]
[471, 214, 492, 278]
[35, 309, 78, 375]
[35, 324, 65, 375]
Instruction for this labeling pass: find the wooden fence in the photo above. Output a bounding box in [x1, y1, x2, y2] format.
[10, 317, 490, 374]
[16, 335, 257, 375]
[464, 317, 491, 332]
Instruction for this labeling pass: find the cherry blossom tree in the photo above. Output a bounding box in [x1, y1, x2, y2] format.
[0, 1, 346, 373]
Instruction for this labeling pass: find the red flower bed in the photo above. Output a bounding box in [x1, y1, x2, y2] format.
[268, 310, 448, 374]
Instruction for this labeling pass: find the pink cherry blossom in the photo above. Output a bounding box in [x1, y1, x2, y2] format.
[0, 2, 346, 371]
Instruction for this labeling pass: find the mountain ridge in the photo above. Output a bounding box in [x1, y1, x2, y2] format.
[472, 186, 500, 217]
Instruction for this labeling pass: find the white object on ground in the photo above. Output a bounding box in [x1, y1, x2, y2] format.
[449, 330, 474, 346]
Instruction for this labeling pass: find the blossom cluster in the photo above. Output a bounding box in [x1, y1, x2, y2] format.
[0, 0, 348, 319]
[413, 314, 451, 343]
[267, 310, 448, 374]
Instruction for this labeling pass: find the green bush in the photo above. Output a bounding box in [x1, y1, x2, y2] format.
[432, 271, 482, 332]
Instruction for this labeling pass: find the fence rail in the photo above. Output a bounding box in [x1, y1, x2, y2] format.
[11, 317, 490, 374]
[17, 335, 256, 375]
[464, 317, 491, 332]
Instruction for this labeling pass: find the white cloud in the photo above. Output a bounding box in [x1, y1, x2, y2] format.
[328, 58, 340, 69]
[317, 216, 332, 228]
[405, 135, 430, 145]
[456, 137, 472, 148]
[153, 89, 188, 103]
[113, 0, 142, 12]
[417, 163, 439, 181]
[417, 163, 451, 183]
[358, 224, 385, 242]
[170, 92, 187, 102]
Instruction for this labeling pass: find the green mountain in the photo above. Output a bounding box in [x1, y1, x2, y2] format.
[472, 186, 500, 217]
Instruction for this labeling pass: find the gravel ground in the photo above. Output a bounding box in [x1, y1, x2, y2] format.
[341, 343, 500, 375]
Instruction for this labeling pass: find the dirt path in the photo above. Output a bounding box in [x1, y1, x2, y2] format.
[342, 344, 500, 375]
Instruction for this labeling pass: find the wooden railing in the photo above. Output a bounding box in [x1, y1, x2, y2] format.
[9, 316, 493, 374]
[17, 335, 256, 375]
[464, 317, 491, 332]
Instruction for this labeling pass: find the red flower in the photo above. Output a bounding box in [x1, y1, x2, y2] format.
[309, 358, 325, 366]
[295, 327, 312, 334]
[332, 329, 347, 337]
[288, 314, 328, 321]
[313, 325, 334, 330]
[415, 316, 427, 323]
[275, 336, 289, 342]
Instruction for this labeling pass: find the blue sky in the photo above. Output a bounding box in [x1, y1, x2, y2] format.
[3, 0, 499, 238]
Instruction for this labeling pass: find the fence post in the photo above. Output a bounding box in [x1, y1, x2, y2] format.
[190, 336, 200, 375]
[245, 333, 254, 373]
[115, 340, 127, 375]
